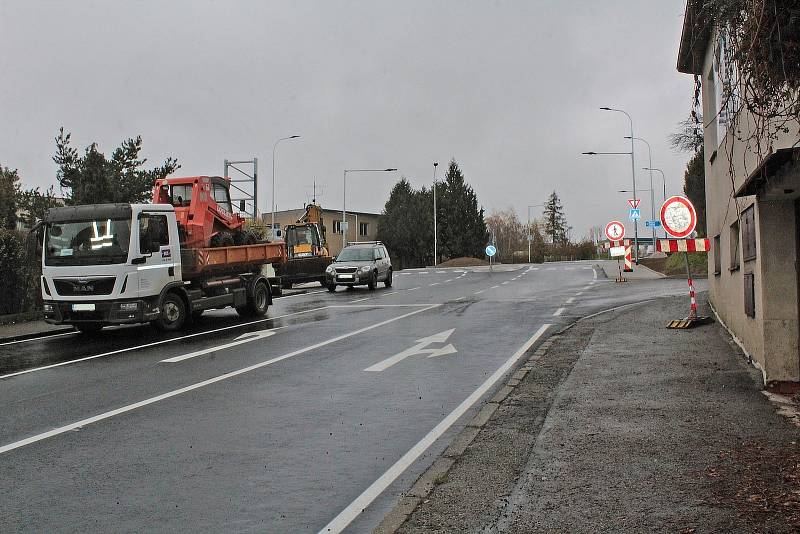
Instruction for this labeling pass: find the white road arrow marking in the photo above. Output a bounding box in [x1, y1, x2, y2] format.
[364, 329, 457, 372]
[160, 330, 277, 363]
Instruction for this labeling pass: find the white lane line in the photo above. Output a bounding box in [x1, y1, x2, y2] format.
[0, 305, 440, 456]
[575, 292, 584, 296]
[429, 282, 440, 286]
[381, 291, 399, 297]
[532, 267, 539, 271]
[474, 290, 485, 295]
[582, 285, 593, 291]
[593, 268, 598, 280]
[546, 267, 556, 271]
[161, 330, 278, 363]
[0, 307, 331, 380]
[491, 285, 499, 289]
[454, 296, 465, 301]
[0, 330, 76, 347]
[349, 297, 371, 303]
[320, 323, 552, 533]
[501, 281, 509, 285]
[406, 287, 421, 291]
[444, 279, 453, 283]
[553, 307, 565, 316]
[565, 297, 575, 304]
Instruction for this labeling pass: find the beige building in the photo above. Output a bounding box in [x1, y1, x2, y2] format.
[262, 207, 380, 257]
[678, 4, 800, 384]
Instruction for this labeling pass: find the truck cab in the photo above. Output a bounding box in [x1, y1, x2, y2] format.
[41, 203, 183, 332]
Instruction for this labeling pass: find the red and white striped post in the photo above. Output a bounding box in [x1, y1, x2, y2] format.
[657, 239, 709, 321]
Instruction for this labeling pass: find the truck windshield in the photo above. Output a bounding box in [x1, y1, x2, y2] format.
[45, 218, 132, 266]
[336, 248, 375, 262]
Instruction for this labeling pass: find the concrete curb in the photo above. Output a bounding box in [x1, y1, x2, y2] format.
[373, 335, 557, 534]
[0, 326, 75, 344]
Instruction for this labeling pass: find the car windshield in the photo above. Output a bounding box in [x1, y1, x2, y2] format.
[45, 218, 132, 266]
[337, 247, 376, 262]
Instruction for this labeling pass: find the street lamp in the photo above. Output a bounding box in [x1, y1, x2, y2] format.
[272, 135, 301, 238]
[527, 203, 544, 263]
[433, 162, 439, 266]
[342, 168, 397, 249]
[597, 106, 639, 262]
[625, 136, 656, 252]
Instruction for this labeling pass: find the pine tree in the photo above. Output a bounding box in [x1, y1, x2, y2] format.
[542, 191, 569, 244]
[53, 128, 180, 205]
[377, 178, 417, 269]
[438, 159, 487, 259]
[683, 147, 706, 236]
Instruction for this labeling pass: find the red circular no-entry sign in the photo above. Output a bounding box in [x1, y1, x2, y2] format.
[605, 220, 625, 241]
[660, 196, 697, 238]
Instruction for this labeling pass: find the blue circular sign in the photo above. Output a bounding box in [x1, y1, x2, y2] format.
[485, 245, 497, 257]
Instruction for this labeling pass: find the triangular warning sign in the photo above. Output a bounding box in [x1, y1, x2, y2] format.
[627, 199, 641, 209]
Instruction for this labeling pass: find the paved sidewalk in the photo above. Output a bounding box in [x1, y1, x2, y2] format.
[388, 293, 800, 533]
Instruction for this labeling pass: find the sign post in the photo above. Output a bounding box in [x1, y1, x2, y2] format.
[658, 196, 709, 328]
[485, 244, 497, 273]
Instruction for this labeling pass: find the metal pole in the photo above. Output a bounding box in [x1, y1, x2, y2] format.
[626, 117, 639, 263]
[272, 142, 277, 238]
[433, 162, 438, 266]
[527, 205, 531, 263]
[253, 157, 258, 220]
[342, 170, 347, 250]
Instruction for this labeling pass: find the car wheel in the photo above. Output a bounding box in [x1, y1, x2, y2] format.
[384, 269, 393, 287]
[368, 272, 377, 290]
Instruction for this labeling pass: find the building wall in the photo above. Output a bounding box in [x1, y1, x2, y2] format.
[700, 32, 800, 382]
[264, 208, 380, 257]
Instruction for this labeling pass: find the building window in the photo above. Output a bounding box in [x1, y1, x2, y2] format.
[359, 222, 369, 236]
[333, 220, 342, 234]
[713, 235, 721, 275]
[729, 220, 740, 271]
[741, 205, 756, 261]
[744, 272, 755, 318]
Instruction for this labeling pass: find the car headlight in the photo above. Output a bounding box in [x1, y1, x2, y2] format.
[325, 265, 335, 274]
[43, 303, 54, 312]
[359, 266, 372, 273]
[119, 302, 139, 311]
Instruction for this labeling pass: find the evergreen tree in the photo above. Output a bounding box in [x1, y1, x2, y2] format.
[377, 178, 417, 269]
[438, 159, 487, 259]
[683, 147, 706, 236]
[542, 191, 569, 245]
[53, 127, 180, 205]
[0, 165, 21, 230]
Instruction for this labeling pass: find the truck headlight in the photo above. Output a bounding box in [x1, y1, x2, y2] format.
[325, 265, 335, 274]
[119, 302, 139, 311]
[359, 266, 371, 273]
[43, 303, 54, 312]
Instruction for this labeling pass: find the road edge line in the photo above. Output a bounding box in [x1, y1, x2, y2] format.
[321, 323, 551, 534]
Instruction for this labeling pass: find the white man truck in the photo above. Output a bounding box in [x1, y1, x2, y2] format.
[39, 203, 286, 333]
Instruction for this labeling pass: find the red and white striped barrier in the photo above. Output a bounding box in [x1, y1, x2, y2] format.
[624, 246, 633, 271]
[688, 277, 697, 320]
[656, 238, 710, 253]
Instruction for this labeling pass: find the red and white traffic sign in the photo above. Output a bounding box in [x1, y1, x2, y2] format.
[605, 220, 625, 241]
[660, 195, 697, 238]
[627, 198, 641, 209]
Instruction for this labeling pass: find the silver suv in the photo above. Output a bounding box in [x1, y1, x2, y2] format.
[325, 242, 392, 291]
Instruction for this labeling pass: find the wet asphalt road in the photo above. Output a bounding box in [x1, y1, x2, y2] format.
[0, 261, 703, 533]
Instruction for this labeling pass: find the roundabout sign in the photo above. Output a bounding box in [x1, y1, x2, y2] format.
[660, 196, 697, 238]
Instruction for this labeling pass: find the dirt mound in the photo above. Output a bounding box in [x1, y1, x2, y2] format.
[437, 257, 489, 267]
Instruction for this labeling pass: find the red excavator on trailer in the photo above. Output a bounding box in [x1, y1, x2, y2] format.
[152, 175, 257, 248]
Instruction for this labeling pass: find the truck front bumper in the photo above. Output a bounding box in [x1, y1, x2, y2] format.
[43, 299, 160, 325]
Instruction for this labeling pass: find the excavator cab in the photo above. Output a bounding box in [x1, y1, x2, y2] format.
[152, 176, 253, 248]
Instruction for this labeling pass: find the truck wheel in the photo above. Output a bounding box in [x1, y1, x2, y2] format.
[154, 292, 186, 331]
[76, 324, 103, 334]
[238, 280, 269, 317]
[384, 269, 393, 287]
[368, 272, 377, 290]
[327, 283, 337, 292]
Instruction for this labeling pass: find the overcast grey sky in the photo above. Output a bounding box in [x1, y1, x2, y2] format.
[1, 0, 693, 238]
